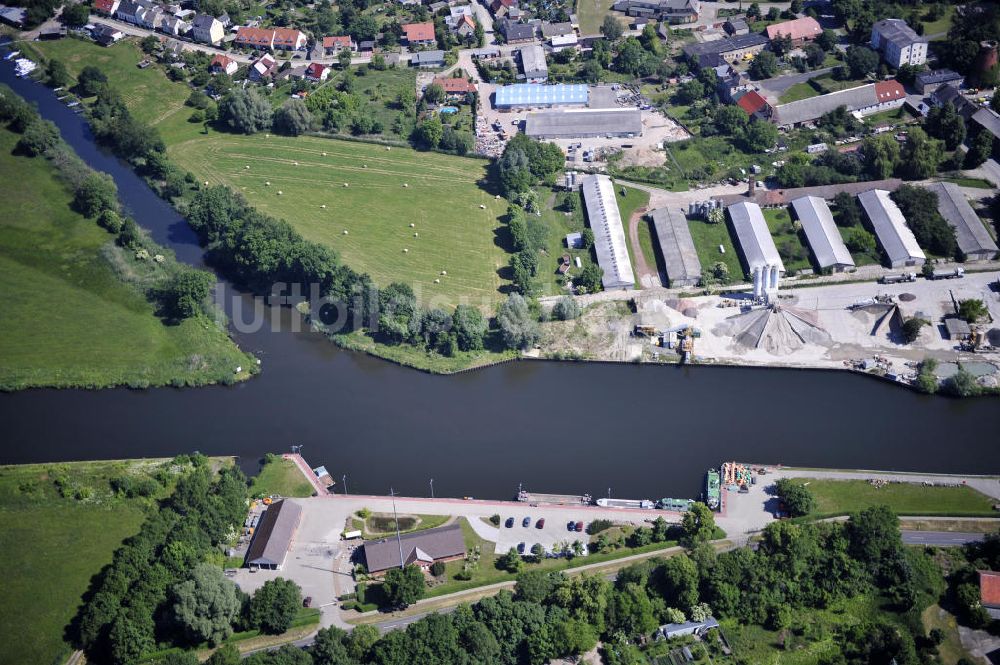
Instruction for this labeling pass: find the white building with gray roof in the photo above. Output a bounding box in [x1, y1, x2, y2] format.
[790, 196, 855, 272]
[924, 182, 998, 261]
[651, 208, 702, 286]
[871, 18, 926, 68]
[857, 189, 925, 268]
[524, 109, 642, 139]
[518, 44, 548, 83]
[727, 201, 784, 275]
[581, 175, 635, 290]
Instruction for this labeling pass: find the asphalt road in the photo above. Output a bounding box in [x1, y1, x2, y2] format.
[901, 531, 986, 546]
[757, 67, 833, 102]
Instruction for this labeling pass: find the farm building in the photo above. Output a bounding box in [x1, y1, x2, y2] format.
[726, 202, 785, 275]
[765, 16, 821, 45]
[363, 523, 466, 576]
[494, 83, 589, 108]
[735, 90, 771, 120]
[524, 109, 642, 139]
[724, 17, 748, 35]
[914, 69, 963, 95]
[519, 44, 548, 83]
[581, 175, 635, 290]
[857, 189, 926, 268]
[611, 0, 700, 24]
[244, 500, 302, 570]
[923, 182, 998, 261]
[772, 80, 905, 128]
[790, 196, 855, 272]
[682, 33, 767, 67]
[650, 207, 702, 287]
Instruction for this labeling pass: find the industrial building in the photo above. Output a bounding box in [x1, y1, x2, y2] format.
[363, 523, 466, 576]
[924, 182, 998, 261]
[772, 80, 906, 128]
[650, 207, 702, 287]
[871, 18, 926, 68]
[494, 83, 589, 109]
[524, 109, 642, 139]
[682, 33, 767, 67]
[765, 16, 822, 45]
[857, 189, 926, 268]
[518, 44, 548, 83]
[790, 196, 855, 272]
[244, 500, 302, 570]
[581, 175, 635, 290]
[611, 0, 700, 24]
[726, 202, 784, 288]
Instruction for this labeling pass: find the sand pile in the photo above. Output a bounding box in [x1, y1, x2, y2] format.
[715, 304, 832, 355]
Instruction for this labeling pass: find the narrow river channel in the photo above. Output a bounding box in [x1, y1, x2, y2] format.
[1, 50, 998, 501]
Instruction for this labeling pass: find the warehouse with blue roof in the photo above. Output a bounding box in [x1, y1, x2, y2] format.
[494, 84, 589, 109]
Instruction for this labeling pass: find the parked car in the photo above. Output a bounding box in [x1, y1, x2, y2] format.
[536, 518, 545, 529]
[303, 596, 312, 608]
[575, 521, 584, 532]
[505, 517, 514, 528]
[567, 521, 576, 531]
[522, 516, 531, 527]
[517, 542, 525, 554]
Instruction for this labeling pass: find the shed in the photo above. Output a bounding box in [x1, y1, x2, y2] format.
[924, 182, 998, 261]
[857, 189, 925, 268]
[790, 196, 855, 271]
[245, 500, 302, 570]
[726, 202, 785, 274]
[944, 317, 972, 340]
[565, 231, 584, 249]
[650, 207, 702, 287]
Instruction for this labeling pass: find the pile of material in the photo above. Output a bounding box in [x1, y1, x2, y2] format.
[717, 304, 831, 355]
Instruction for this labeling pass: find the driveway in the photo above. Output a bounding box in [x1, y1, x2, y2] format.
[626, 205, 661, 288]
[756, 67, 833, 103]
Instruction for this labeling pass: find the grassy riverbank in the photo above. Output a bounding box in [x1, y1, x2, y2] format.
[0, 125, 255, 390]
[0, 457, 229, 665]
[249, 454, 316, 498]
[789, 478, 998, 517]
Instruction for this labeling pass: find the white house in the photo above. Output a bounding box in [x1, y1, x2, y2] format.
[191, 14, 224, 45]
[871, 19, 926, 68]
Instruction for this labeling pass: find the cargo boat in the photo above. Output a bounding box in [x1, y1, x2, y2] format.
[705, 469, 721, 510]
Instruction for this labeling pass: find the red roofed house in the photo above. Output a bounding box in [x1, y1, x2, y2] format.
[455, 13, 477, 39]
[873, 79, 905, 104]
[304, 62, 330, 82]
[323, 35, 355, 55]
[736, 90, 771, 120]
[979, 571, 1000, 620]
[273, 27, 308, 51]
[432, 77, 477, 97]
[766, 16, 822, 46]
[209, 54, 239, 76]
[402, 22, 437, 46]
[94, 0, 120, 16]
[235, 26, 275, 50]
[490, 0, 516, 18]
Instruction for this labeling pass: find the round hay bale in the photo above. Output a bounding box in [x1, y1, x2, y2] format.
[441, 270, 447, 276]
[343, 230, 349, 235]
[386, 146, 391, 151]
[266, 133, 270, 138]
[320, 204, 327, 209]
[403, 248, 409, 253]
[403, 183, 409, 187]
[204, 181, 209, 186]
[322, 152, 327, 156]
[245, 165, 250, 169]
[414, 232, 419, 237]
[344, 183, 349, 187]
[434, 278, 440, 283]
[294, 161, 299, 166]
[495, 194, 500, 199]
[409, 223, 415, 228]
[363, 164, 367, 168]
[265, 181, 270, 186]
[479, 204, 486, 209]
[277, 190, 283, 195]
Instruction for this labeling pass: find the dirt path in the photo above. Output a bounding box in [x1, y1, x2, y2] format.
[627, 206, 660, 288]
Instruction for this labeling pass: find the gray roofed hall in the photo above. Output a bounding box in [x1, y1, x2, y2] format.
[363, 523, 466, 574]
[581, 174, 635, 290]
[541, 21, 574, 37]
[923, 182, 998, 260]
[411, 50, 445, 65]
[650, 207, 702, 286]
[681, 33, 767, 58]
[915, 69, 961, 87]
[790, 196, 855, 270]
[773, 84, 878, 127]
[872, 18, 924, 48]
[519, 44, 548, 80]
[857, 189, 925, 268]
[726, 201, 785, 273]
[245, 499, 302, 569]
[972, 108, 1000, 140]
[524, 109, 642, 138]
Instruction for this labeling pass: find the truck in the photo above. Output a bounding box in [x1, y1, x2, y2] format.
[879, 272, 916, 284]
[928, 267, 965, 280]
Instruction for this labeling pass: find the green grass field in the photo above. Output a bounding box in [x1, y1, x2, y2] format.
[250, 456, 315, 498]
[169, 133, 510, 307]
[789, 478, 998, 516]
[687, 216, 745, 282]
[0, 460, 179, 665]
[762, 207, 813, 273]
[577, 0, 616, 35]
[779, 82, 820, 104]
[615, 184, 650, 289]
[0, 128, 254, 390]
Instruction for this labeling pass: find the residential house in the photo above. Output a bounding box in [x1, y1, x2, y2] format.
[914, 69, 963, 95]
[91, 23, 125, 46]
[410, 50, 446, 67]
[541, 21, 575, 39]
[159, 15, 188, 36]
[723, 17, 748, 36]
[454, 14, 477, 39]
[114, 0, 153, 26]
[402, 21, 437, 46]
[432, 76, 477, 98]
[209, 53, 239, 76]
[930, 83, 978, 118]
[235, 26, 275, 49]
[323, 35, 355, 55]
[304, 62, 330, 82]
[272, 27, 307, 51]
[610, 0, 700, 24]
[358, 40, 376, 53]
[217, 11, 231, 28]
[500, 19, 536, 43]
[490, 0, 517, 19]
[93, 0, 120, 16]
[363, 524, 466, 576]
[655, 618, 720, 640]
[682, 33, 768, 67]
[716, 64, 750, 102]
[765, 16, 822, 46]
[249, 53, 278, 81]
[191, 14, 224, 45]
[979, 571, 1000, 620]
[446, 5, 472, 29]
[735, 89, 771, 120]
[551, 34, 579, 52]
[871, 18, 926, 68]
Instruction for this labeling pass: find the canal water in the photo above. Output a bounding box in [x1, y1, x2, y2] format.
[1, 51, 999, 500]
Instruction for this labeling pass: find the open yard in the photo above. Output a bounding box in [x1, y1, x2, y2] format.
[762, 207, 812, 274]
[0, 127, 253, 390]
[789, 478, 998, 517]
[688, 216, 744, 283]
[0, 460, 181, 665]
[250, 456, 315, 498]
[576, 0, 616, 35]
[779, 81, 820, 104]
[169, 134, 510, 308]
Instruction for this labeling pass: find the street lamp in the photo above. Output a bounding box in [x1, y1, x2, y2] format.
[342, 474, 348, 496]
[430, 478, 434, 499]
[390, 487, 404, 569]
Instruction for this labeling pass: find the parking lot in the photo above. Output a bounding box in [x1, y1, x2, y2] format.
[493, 512, 593, 556]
